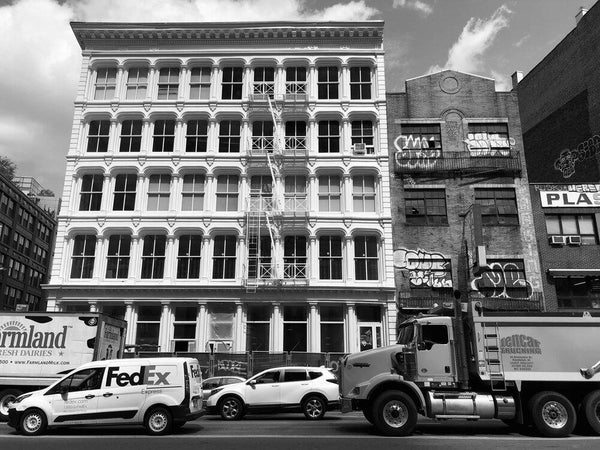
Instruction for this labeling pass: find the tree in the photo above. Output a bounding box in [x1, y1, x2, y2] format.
[0, 156, 17, 180]
[38, 189, 55, 197]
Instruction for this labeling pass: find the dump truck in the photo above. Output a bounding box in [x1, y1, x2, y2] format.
[339, 298, 600, 437]
[0, 312, 126, 421]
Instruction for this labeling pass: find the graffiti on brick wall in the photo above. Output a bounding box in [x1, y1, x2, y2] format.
[394, 248, 452, 288]
[394, 134, 440, 170]
[471, 261, 533, 299]
[216, 359, 248, 376]
[463, 133, 515, 156]
[554, 135, 600, 178]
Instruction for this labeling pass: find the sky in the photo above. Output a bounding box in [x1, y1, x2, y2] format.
[0, 0, 597, 195]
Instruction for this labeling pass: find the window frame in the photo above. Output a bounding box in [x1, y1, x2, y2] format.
[79, 174, 104, 212]
[105, 234, 131, 279]
[181, 174, 205, 211]
[177, 234, 202, 279]
[94, 67, 117, 101]
[319, 235, 343, 280]
[189, 67, 211, 100]
[119, 120, 143, 153]
[147, 174, 171, 211]
[221, 67, 243, 100]
[354, 235, 379, 281]
[317, 66, 339, 100]
[140, 234, 166, 279]
[218, 120, 241, 153]
[185, 119, 208, 153]
[86, 120, 110, 153]
[125, 67, 148, 100]
[405, 189, 448, 226]
[212, 235, 237, 279]
[352, 175, 376, 213]
[157, 67, 180, 100]
[545, 214, 598, 245]
[70, 235, 96, 279]
[113, 173, 137, 211]
[318, 120, 340, 153]
[349, 66, 372, 100]
[152, 119, 176, 153]
[215, 175, 239, 212]
[474, 188, 519, 226]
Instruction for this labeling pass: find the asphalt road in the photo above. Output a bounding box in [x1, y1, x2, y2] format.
[1, 412, 599, 450]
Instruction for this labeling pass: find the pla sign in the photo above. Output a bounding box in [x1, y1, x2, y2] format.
[540, 190, 600, 208]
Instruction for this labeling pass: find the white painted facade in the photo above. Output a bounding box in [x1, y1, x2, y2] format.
[45, 21, 396, 355]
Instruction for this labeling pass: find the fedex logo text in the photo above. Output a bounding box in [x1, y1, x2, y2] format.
[106, 365, 171, 387]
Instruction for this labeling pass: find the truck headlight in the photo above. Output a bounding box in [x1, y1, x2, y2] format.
[11, 393, 33, 405]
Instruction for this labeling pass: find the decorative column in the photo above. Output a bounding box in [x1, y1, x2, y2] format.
[272, 302, 282, 352]
[134, 173, 146, 211]
[196, 302, 207, 353]
[242, 117, 250, 155]
[114, 65, 125, 100]
[100, 173, 112, 212]
[343, 173, 352, 213]
[141, 117, 152, 153]
[341, 63, 349, 100]
[205, 173, 215, 212]
[308, 117, 316, 155]
[345, 235, 354, 283]
[308, 302, 319, 352]
[108, 117, 118, 154]
[92, 235, 104, 282]
[200, 235, 211, 282]
[346, 303, 357, 353]
[210, 64, 220, 101]
[234, 302, 244, 353]
[308, 173, 317, 212]
[158, 302, 171, 352]
[243, 64, 252, 100]
[124, 301, 135, 346]
[308, 63, 316, 100]
[236, 235, 246, 282]
[309, 235, 318, 281]
[146, 65, 156, 101]
[276, 63, 285, 98]
[164, 234, 176, 280]
[178, 65, 188, 101]
[129, 235, 141, 281]
[170, 173, 181, 211]
[208, 117, 218, 153]
[342, 116, 351, 155]
[174, 117, 184, 154]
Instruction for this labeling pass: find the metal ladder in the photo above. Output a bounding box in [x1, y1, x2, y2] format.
[482, 323, 506, 391]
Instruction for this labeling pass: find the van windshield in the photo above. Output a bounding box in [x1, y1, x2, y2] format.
[396, 324, 415, 345]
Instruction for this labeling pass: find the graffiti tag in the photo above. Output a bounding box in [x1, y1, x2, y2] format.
[394, 134, 440, 170]
[471, 262, 532, 299]
[463, 132, 515, 157]
[554, 135, 600, 178]
[394, 248, 452, 289]
[217, 359, 248, 376]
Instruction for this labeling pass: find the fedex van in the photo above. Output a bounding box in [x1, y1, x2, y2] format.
[7, 357, 203, 436]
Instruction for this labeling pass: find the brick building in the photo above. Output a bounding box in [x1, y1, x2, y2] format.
[515, 4, 600, 311]
[388, 70, 543, 316]
[45, 21, 396, 356]
[0, 172, 56, 311]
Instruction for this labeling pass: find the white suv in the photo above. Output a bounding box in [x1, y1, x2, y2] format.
[206, 366, 339, 420]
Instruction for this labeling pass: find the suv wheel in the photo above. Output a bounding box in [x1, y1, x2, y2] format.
[302, 395, 326, 420]
[219, 396, 245, 420]
[144, 406, 173, 435]
[20, 408, 47, 436]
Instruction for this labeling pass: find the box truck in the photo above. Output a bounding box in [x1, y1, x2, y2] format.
[0, 312, 126, 421]
[339, 299, 600, 437]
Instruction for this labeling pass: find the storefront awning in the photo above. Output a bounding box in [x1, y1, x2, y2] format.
[547, 269, 600, 277]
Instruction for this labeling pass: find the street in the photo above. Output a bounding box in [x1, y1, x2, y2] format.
[1, 412, 599, 450]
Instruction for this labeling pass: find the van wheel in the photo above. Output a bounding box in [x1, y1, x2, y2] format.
[144, 406, 173, 435]
[219, 396, 244, 420]
[581, 390, 600, 434]
[372, 390, 417, 436]
[0, 389, 22, 422]
[529, 391, 576, 437]
[302, 395, 326, 420]
[20, 408, 47, 436]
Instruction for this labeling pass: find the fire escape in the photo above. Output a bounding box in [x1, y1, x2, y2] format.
[244, 68, 309, 293]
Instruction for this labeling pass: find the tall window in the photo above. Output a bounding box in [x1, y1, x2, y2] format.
[79, 174, 103, 211]
[186, 120, 208, 152]
[182, 174, 205, 211]
[216, 175, 239, 211]
[221, 67, 243, 100]
[478, 259, 528, 299]
[318, 175, 341, 212]
[317, 67, 339, 99]
[354, 236, 378, 280]
[320, 305, 344, 352]
[208, 305, 235, 346]
[246, 304, 270, 351]
[467, 123, 511, 156]
[94, 68, 116, 100]
[248, 235, 272, 279]
[283, 305, 307, 352]
[319, 235, 342, 280]
[70, 235, 96, 279]
[556, 277, 600, 309]
[136, 305, 161, 348]
[353, 176, 376, 213]
[405, 189, 448, 225]
[399, 124, 442, 151]
[475, 188, 518, 225]
[113, 173, 137, 211]
[546, 214, 597, 245]
[350, 67, 371, 100]
[252, 121, 274, 151]
[285, 67, 307, 97]
[86, 120, 110, 153]
[212, 235, 236, 279]
[318, 120, 340, 153]
[177, 235, 202, 279]
[125, 67, 148, 100]
[157, 67, 180, 100]
[147, 174, 171, 211]
[141, 235, 166, 279]
[284, 175, 307, 213]
[189, 67, 211, 100]
[351, 120, 374, 153]
[218, 120, 241, 153]
[253, 67, 275, 98]
[119, 120, 142, 152]
[284, 236, 307, 279]
[285, 121, 307, 151]
[105, 235, 131, 279]
[152, 120, 175, 152]
[172, 306, 197, 352]
[250, 175, 273, 211]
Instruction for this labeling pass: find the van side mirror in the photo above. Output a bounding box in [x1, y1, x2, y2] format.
[247, 379, 256, 387]
[60, 385, 69, 395]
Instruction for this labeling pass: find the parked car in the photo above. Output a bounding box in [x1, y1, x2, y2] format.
[202, 376, 246, 402]
[206, 366, 339, 420]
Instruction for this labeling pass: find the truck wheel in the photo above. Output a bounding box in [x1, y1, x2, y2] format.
[0, 389, 22, 422]
[302, 395, 326, 420]
[219, 396, 245, 420]
[581, 390, 600, 434]
[372, 390, 417, 436]
[144, 406, 173, 435]
[20, 408, 47, 436]
[529, 391, 576, 437]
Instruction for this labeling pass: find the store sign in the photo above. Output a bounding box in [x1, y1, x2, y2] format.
[540, 190, 600, 207]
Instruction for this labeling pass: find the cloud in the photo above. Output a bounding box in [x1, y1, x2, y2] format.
[392, 0, 433, 16]
[0, 0, 379, 193]
[490, 70, 511, 91]
[428, 4, 512, 75]
[514, 34, 530, 48]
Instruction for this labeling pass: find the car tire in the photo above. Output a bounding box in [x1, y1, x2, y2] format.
[144, 406, 173, 436]
[219, 396, 245, 420]
[19, 408, 47, 436]
[529, 391, 576, 437]
[581, 390, 600, 435]
[372, 390, 418, 436]
[0, 389, 22, 422]
[302, 395, 326, 420]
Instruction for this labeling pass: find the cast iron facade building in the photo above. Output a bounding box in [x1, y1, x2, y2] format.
[45, 21, 396, 355]
[388, 70, 543, 316]
[515, 4, 600, 311]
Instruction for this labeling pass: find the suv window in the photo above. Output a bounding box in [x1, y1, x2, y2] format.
[255, 370, 280, 384]
[308, 371, 323, 380]
[48, 368, 105, 394]
[203, 379, 221, 390]
[284, 369, 307, 382]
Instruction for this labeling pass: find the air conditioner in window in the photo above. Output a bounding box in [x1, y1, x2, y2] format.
[353, 143, 366, 155]
[548, 235, 566, 245]
[567, 235, 582, 246]
[206, 340, 233, 353]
